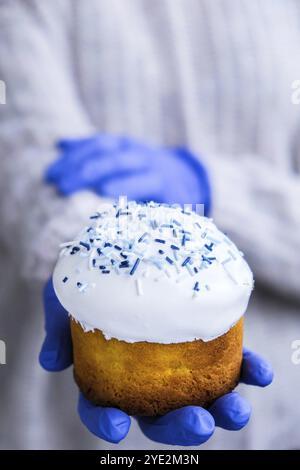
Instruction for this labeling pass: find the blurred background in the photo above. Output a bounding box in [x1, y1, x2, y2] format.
[0, 0, 300, 450]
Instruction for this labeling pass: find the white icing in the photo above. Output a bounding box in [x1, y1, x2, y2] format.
[53, 201, 253, 344]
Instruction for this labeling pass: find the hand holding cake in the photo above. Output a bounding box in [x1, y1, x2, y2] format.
[40, 201, 273, 445]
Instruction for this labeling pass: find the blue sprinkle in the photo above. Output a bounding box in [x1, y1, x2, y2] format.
[138, 232, 148, 243]
[92, 259, 96, 267]
[115, 209, 120, 218]
[119, 260, 130, 267]
[77, 282, 82, 287]
[155, 238, 166, 244]
[99, 265, 106, 269]
[195, 222, 202, 230]
[194, 281, 200, 291]
[111, 259, 115, 265]
[172, 219, 181, 226]
[87, 227, 93, 232]
[194, 267, 199, 273]
[182, 257, 192, 267]
[166, 256, 174, 265]
[161, 224, 173, 228]
[70, 246, 80, 255]
[104, 242, 113, 248]
[114, 245, 122, 251]
[89, 238, 94, 243]
[120, 253, 128, 259]
[182, 234, 191, 245]
[97, 248, 102, 256]
[173, 229, 177, 238]
[130, 258, 141, 275]
[102, 270, 110, 274]
[201, 255, 216, 264]
[151, 220, 158, 230]
[90, 213, 100, 219]
[62, 276, 68, 283]
[171, 244, 180, 250]
[158, 249, 165, 255]
[79, 241, 90, 251]
[204, 242, 214, 252]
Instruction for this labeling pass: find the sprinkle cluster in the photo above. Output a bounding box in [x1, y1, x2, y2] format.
[58, 201, 245, 298]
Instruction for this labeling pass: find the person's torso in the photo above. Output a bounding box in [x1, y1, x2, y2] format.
[72, 0, 300, 170]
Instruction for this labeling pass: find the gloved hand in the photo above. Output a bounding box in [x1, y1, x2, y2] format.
[45, 134, 211, 215]
[40, 279, 273, 446]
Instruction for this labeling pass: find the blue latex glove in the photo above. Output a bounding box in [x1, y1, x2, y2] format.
[45, 134, 211, 215]
[40, 279, 273, 446]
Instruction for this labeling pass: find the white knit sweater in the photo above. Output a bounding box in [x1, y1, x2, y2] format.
[1, 0, 300, 450]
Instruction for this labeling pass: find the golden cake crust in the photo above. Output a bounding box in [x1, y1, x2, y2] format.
[71, 318, 243, 416]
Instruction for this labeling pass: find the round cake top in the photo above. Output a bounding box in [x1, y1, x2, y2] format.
[53, 200, 254, 343]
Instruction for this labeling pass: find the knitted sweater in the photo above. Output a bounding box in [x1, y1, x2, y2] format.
[0, 0, 300, 450]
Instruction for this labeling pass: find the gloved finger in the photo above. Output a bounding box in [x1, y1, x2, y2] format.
[100, 170, 164, 202]
[39, 278, 73, 372]
[57, 150, 151, 195]
[47, 134, 126, 183]
[48, 134, 142, 183]
[241, 348, 274, 387]
[209, 392, 251, 431]
[57, 134, 131, 152]
[57, 136, 101, 152]
[46, 143, 107, 183]
[78, 394, 131, 444]
[137, 406, 215, 446]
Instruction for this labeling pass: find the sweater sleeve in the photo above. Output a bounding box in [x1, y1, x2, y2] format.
[207, 154, 300, 300]
[0, 0, 102, 281]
